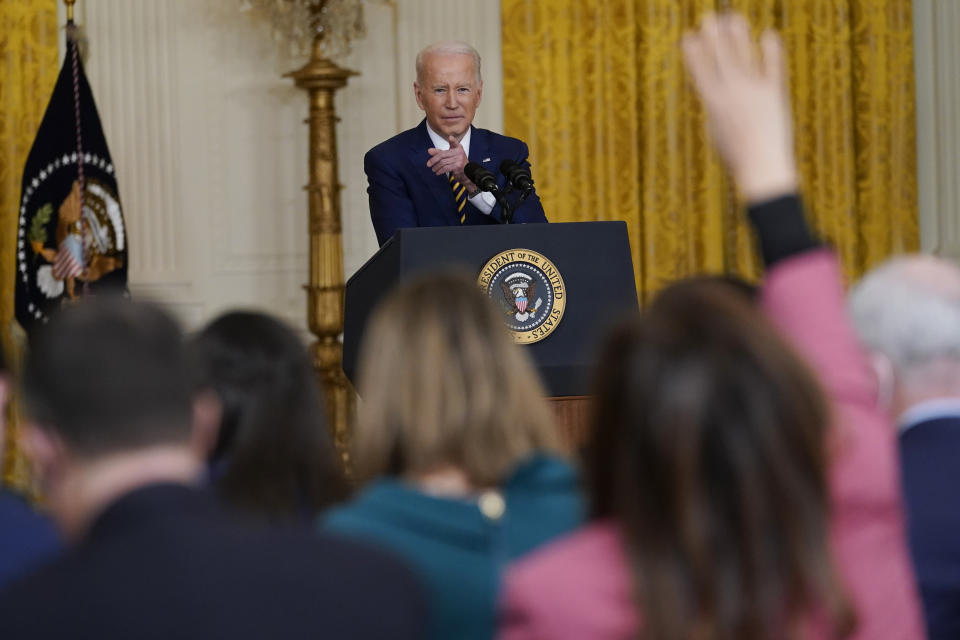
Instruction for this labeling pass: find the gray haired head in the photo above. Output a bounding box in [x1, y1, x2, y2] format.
[849, 255, 960, 375]
[415, 41, 482, 85]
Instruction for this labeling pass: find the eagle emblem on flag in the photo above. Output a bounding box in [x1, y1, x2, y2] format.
[15, 30, 128, 337]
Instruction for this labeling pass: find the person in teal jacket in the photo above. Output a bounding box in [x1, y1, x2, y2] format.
[322, 272, 584, 640]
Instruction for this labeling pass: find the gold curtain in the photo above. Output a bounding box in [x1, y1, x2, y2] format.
[501, 0, 917, 300]
[0, 1, 60, 486]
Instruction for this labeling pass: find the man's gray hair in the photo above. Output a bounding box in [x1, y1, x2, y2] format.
[849, 255, 960, 373]
[415, 41, 482, 85]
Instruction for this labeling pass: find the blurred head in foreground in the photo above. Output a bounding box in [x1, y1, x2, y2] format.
[849, 254, 960, 420]
[189, 311, 347, 520]
[588, 277, 853, 640]
[353, 272, 559, 488]
[21, 298, 208, 539]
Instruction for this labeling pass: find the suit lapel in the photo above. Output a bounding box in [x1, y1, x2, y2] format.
[407, 120, 457, 221]
[467, 128, 501, 223]
[469, 126, 491, 168]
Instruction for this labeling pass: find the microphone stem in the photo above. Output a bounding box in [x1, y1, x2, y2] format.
[496, 193, 514, 224]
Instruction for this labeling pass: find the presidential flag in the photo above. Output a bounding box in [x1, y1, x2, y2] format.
[14, 28, 128, 338]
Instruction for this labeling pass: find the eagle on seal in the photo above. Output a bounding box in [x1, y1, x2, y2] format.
[500, 279, 536, 316]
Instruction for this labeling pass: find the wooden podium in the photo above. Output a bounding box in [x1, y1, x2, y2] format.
[343, 222, 638, 450]
[546, 396, 593, 453]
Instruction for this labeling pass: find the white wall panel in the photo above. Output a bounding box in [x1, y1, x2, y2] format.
[335, 2, 400, 281]
[914, 0, 960, 256]
[83, 0, 185, 280]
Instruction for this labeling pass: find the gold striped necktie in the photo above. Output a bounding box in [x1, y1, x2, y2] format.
[449, 173, 467, 223]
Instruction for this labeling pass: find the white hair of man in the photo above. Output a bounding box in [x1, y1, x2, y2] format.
[415, 41, 482, 85]
[849, 255, 960, 395]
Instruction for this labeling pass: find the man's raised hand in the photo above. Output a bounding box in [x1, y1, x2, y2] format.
[426, 136, 477, 192]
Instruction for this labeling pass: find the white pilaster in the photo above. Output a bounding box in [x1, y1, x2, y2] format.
[914, 0, 960, 256]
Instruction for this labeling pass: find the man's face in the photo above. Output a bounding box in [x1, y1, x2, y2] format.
[415, 52, 482, 142]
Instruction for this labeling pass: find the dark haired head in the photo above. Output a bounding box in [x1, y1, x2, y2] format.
[23, 298, 193, 457]
[189, 311, 347, 521]
[588, 278, 853, 640]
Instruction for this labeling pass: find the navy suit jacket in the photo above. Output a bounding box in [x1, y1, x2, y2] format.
[0, 483, 427, 640]
[365, 119, 548, 246]
[900, 416, 960, 640]
[0, 490, 60, 590]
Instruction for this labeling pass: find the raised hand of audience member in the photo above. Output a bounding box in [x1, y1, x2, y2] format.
[682, 13, 927, 640]
[682, 12, 797, 202]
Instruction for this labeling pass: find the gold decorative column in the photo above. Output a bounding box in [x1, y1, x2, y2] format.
[285, 7, 357, 464]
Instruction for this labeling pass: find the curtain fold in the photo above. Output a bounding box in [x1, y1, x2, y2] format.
[0, 1, 60, 487]
[502, 0, 917, 300]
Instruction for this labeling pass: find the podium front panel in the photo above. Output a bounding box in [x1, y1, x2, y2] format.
[344, 221, 638, 396]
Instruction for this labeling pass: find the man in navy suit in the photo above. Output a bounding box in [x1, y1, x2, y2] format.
[0, 346, 60, 590]
[850, 255, 960, 640]
[366, 41, 547, 246]
[0, 298, 426, 639]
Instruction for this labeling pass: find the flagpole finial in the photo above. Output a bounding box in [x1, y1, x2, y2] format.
[64, 0, 76, 24]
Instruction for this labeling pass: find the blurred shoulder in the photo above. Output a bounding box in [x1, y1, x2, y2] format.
[0, 490, 55, 528]
[501, 522, 638, 639]
[0, 544, 86, 638]
[505, 455, 581, 504]
[509, 454, 578, 480]
[322, 479, 408, 524]
[508, 521, 627, 587]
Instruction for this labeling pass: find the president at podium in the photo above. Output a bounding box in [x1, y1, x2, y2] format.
[364, 41, 548, 246]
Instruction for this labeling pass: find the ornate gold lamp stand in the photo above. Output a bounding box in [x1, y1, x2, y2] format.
[285, 3, 357, 464]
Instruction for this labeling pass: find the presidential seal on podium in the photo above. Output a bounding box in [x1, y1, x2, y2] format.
[478, 248, 566, 345]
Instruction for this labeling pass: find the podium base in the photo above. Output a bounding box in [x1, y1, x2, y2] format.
[547, 396, 593, 453]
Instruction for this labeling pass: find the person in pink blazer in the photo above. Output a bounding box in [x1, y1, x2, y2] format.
[499, 12, 925, 640]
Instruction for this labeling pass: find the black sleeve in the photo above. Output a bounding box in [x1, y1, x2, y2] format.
[746, 194, 821, 267]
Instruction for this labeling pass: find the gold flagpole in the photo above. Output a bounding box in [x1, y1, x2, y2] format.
[286, 1, 357, 468]
[64, 0, 75, 23]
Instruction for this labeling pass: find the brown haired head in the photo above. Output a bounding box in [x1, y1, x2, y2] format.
[353, 271, 559, 487]
[588, 277, 854, 640]
[188, 311, 348, 521]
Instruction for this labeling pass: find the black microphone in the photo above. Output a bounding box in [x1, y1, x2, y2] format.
[499, 159, 535, 194]
[464, 162, 500, 194]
